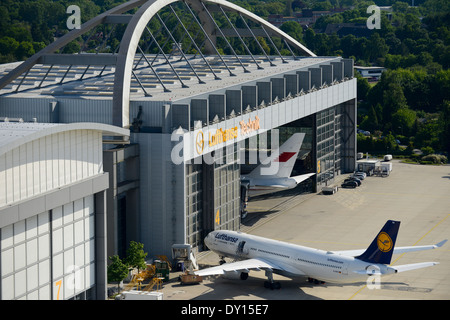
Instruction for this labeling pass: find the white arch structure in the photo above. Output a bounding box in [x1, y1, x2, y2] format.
[0, 0, 316, 128]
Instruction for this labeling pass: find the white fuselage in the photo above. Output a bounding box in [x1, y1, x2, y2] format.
[205, 230, 396, 284]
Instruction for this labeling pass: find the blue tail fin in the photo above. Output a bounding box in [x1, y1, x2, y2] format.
[356, 220, 400, 265]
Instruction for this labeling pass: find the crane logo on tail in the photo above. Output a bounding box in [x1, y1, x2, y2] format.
[377, 232, 393, 252]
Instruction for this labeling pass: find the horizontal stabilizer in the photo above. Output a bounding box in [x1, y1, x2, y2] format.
[353, 269, 384, 275]
[392, 262, 439, 273]
[393, 239, 447, 254]
[336, 239, 448, 257]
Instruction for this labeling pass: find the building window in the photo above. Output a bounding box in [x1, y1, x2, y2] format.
[0, 195, 96, 300]
[316, 107, 336, 186]
[213, 144, 240, 231]
[185, 163, 203, 249]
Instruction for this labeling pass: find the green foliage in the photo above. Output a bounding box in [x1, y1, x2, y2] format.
[280, 21, 304, 42]
[356, 71, 371, 100]
[357, 133, 399, 154]
[107, 255, 129, 291]
[107, 240, 149, 291]
[125, 241, 148, 272]
[421, 154, 448, 164]
[0, 0, 448, 157]
[392, 108, 416, 136]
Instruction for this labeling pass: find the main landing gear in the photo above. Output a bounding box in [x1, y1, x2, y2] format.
[264, 270, 281, 290]
[308, 277, 325, 285]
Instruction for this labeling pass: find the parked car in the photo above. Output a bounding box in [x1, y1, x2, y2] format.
[352, 172, 366, 180]
[345, 177, 361, 186]
[322, 185, 339, 195]
[341, 180, 358, 188]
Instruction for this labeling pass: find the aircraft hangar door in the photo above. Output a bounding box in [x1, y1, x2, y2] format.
[186, 161, 204, 250]
[210, 145, 241, 232]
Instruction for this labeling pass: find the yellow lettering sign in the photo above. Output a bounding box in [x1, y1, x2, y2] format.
[55, 280, 62, 300]
[196, 131, 205, 154]
[240, 116, 260, 135]
[215, 209, 220, 225]
[208, 127, 238, 147]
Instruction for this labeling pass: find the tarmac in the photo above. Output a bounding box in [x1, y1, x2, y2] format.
[157, 160, 450, 300]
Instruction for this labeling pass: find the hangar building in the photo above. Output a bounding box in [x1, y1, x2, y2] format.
[0, 0, 356, 299]
[0, 122, 128, 300]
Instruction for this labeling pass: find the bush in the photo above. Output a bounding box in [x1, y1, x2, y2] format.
[421, 146, 435, 156]
[421, 154, 448, 164]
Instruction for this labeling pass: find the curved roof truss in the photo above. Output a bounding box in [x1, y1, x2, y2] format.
[0, 0, 316, 128]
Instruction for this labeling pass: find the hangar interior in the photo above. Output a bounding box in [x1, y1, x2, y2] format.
[0, 0, 356, 299]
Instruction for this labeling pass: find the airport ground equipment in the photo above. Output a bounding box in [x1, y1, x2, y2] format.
[172, 244, 199, 271]
[143, 277, 164, 291]
[179, 273, 203, 285]
[156, 255, 172, 270]
[322, 185, 338, 195]
[154, 260, 170, 282]
[123, 263, 156, 291]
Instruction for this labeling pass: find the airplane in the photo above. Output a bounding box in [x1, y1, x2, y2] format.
[194, 220, 447, 289]
[241, 132, 315, 198]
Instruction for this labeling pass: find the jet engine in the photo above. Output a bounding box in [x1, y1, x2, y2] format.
[223, 270, 249, 280]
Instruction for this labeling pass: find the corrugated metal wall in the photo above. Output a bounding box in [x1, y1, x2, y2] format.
[0, 96, 172, 128]
[58, 98, 113, 124]
[130, 100, 171, 129]
[131, 132, 185, 257]
[0, 130, 102, 208]
[0, 97, 56, 123]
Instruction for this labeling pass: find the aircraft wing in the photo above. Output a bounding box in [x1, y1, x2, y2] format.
[291, 173, 316, 184]
[194, 258, 305, 277]
[334, 239, 447, 257]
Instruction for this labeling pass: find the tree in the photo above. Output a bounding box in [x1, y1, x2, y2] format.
[0, 37, 19, 56]
[303, 28, 316, 51]
[280, 21, 303, 42]
[107, 255, 129, 293]
[365, 33, 389, 63]
[392, 108, 416, 136]
[15, 41, 35, 60]
[284, 0, 293, 16]
[356, 71, 370, 100]
[292, 0, 306, 11]
[382, 82, 408, 124]
[382, 133, 398, 154]
[125, 241, 148, 272]
[438, 100, 450, 154]
[62, 40, 81, 54]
